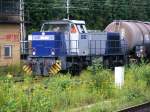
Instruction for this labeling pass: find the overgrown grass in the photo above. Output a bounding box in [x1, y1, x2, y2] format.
[0, 62, 150, 112]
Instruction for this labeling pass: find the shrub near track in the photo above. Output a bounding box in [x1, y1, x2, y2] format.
[0, 63, 149, 112]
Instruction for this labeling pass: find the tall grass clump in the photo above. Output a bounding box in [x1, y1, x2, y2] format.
[0, 64, 23, 77]
[107, 62, 150, 111]
[0, 61, 150, 112]
[80, 58, 114, 99]
[124, 63, 150, 100]
[80, 62, 150, 112]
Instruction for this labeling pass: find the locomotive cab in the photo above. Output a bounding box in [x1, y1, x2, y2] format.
[41, 20, 87, 33]
[40, 20, 88, 55]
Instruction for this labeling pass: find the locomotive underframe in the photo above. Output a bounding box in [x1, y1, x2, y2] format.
[28, 52, 127, 75]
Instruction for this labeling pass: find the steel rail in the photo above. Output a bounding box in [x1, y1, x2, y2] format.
[118, 101, 150, 112]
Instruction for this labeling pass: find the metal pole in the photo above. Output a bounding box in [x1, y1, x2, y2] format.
[20, 0, 26, 56]
[66, 0, 70, 20]
[20, 0, 22, 39]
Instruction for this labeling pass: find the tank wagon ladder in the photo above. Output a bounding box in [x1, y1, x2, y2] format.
[114, 20, 121, 32]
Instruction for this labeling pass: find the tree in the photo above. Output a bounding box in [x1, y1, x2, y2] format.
[24, 0, 150, 33]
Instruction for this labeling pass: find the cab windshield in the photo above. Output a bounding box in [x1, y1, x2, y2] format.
[41, 24, 69, 32]
[76, 24, 87, 33]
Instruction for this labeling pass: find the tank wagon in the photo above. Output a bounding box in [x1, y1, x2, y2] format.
[25, 19, 127, 75]
[105, 20, 150, 60]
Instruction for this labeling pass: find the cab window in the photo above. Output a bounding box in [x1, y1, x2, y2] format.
[42, 24, 69, 32]
[71, 24, 77, 33]
[77, 24, 87, 33]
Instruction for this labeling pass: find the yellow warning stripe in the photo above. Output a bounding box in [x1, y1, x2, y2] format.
[53, 64, 60, 72]
[49, 66, 54, 74]
[49, 67, 56, 74]
[23, 65, 27, 69]
[54, 64, 61, 71]
[49, 65, 61, 74]
[23, 65, 32, 74]
[23, 66, 30, 72]
[23, 65, 28, 70]
[49, 60, 62, 75]
[51, 66, 58, 74]
[26, 68, 32, 74]
[55, 63, 61, 70]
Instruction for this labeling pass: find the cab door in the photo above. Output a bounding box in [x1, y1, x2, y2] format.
[76, 24, 89, 56]
[69, 24, 79, 55]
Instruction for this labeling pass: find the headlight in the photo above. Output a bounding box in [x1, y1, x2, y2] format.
[32, 48, 36, 55]
[140, 49, 143, 52]
[51, 49, 55, 55]
[33, 51, 36, 55]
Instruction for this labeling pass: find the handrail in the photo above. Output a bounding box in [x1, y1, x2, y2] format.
[26, 39, 127, 57]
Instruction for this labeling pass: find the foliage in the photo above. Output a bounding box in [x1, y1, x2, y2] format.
[0, 63, 150, 111]
[24, 0, 150, 34]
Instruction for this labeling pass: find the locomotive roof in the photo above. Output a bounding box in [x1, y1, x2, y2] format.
[113, 20, 150, 24]
[43, 19, 85, 25]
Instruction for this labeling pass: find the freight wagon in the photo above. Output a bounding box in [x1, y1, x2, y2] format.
[105, 20, 150, 60]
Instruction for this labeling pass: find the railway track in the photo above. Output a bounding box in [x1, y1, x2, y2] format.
[118, 102, 150, 112]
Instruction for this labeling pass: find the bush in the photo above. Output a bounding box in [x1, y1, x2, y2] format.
[0, 62, 150, 111]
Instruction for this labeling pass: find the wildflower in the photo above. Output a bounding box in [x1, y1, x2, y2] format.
[7, 72, 13, 79]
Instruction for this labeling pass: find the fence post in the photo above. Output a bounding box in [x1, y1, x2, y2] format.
[115, 66, 125, 89]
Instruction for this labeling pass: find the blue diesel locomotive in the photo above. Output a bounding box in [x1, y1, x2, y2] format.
[26, 20, 127, 75]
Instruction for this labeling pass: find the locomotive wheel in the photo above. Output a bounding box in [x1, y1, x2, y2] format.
[69, 64, 81, 76]
[103, 59, 109, 68]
